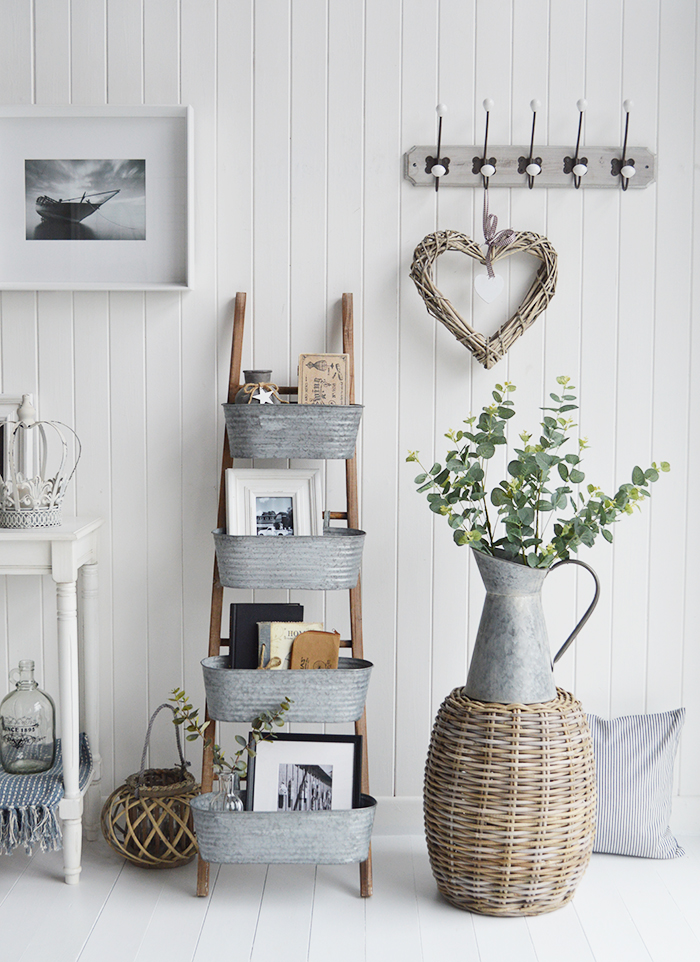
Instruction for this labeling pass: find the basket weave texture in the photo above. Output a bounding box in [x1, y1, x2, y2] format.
[410, 229, 558, 369]
[101, 704, 199, 868]
[101, 768, 199, 868]
[424, 687, 596, 916]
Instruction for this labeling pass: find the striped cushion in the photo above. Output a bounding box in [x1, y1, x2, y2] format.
[587, 709, 685, 859]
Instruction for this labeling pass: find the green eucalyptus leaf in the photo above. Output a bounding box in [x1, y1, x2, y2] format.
[632, 466, 645, 485]
[477, 441, 495, 459]
[569, 469, 585, 484]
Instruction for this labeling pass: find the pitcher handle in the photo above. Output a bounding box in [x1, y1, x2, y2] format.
[550, 558, 600, 665]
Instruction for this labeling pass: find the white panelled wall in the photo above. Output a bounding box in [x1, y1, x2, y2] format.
[0, 0, 698, 828]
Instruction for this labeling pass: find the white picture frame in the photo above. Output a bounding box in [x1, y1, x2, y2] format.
[0, 105, 193, 290]
[225, 468, 323, 537]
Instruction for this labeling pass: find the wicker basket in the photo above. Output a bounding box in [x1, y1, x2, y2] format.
[101, 704, 199, 868]
[202, 655, 373, 723]
[191, 792, 377, 864]
[222, 403, 363, 459]
[424, 687, 596, 916]
[213, 526, 365, 590]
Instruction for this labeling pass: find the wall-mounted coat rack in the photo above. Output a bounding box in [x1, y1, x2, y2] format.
[405, 100, 655, 190]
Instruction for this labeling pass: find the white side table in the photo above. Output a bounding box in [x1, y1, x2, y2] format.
[0, 516, 102, 884]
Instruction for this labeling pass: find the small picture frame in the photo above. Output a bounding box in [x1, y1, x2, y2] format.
[297, 353, 349, 405]
[225, 468, 323, 537]
[246, 733, 362, 812]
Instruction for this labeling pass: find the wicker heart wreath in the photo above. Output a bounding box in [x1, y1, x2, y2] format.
[410, 230, 558, 369]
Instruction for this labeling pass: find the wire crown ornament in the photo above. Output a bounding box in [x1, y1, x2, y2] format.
[0, 395, 81, 528]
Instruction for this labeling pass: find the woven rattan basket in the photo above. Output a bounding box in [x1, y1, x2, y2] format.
[424, 687, 596, 916]
[101, 704, 199, 868]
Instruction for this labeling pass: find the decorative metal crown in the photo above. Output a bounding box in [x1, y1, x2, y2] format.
[0, 396, 81, 529]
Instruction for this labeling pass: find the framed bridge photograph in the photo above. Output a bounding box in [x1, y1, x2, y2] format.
[0, 105, 193, 290]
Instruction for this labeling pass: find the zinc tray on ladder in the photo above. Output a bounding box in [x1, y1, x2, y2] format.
[195, 292, 373, 897]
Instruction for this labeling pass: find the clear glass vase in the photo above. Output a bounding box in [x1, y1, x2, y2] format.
[209, 771, 244, 812]
[0, 660, 56, 774]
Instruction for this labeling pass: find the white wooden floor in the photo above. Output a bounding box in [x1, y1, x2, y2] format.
[0, 834, 698, 962]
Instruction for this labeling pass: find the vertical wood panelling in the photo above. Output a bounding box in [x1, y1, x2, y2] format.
[541, 0, 587, 697]
[70, 0, 107, 104]
[429, 0, 476, 725]
[361, 0, 402, 796]
[681, 0, 700, 797]
[573, 0, 624, 717]
[647, 0, 695, 717]
[610, 0, 660, 717]
[180, 0, 219, 771]
[34, 0, 71, 103]
[0, 0, 696, 817]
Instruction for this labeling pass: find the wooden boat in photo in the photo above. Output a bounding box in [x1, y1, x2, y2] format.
[35, 189, 120, 225]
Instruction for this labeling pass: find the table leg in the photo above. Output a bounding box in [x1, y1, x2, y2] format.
[56, 580, 82, 884]
[80, 563, 101, 840]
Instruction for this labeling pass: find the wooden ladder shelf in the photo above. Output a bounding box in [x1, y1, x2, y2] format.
[196, 292, 372, 898]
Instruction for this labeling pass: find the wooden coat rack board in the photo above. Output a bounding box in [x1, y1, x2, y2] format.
[196, 292, 372, 898]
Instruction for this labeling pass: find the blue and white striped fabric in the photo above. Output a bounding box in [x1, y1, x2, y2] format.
[587, 709, 685, 859]
[0, 734, 92, 856]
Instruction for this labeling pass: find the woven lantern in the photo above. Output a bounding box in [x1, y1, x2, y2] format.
[101, 704, 199, 869]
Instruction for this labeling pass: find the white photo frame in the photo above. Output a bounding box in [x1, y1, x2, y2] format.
[225, 468, 323, 537]
[246, 733, 362, 812]
[0, 105, 193, 290]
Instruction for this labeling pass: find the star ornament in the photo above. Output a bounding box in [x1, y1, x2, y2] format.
[253, 386, 275, 404]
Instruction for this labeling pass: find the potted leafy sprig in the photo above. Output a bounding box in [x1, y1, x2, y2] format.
[407, 377, 668, 568]
[170, 688, 291, 811]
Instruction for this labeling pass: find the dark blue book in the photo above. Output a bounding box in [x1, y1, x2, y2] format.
[228, 603, 304, 668]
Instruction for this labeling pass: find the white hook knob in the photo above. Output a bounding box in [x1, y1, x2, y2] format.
[481, 163, 496, 177]
[436, 103, 447, 117]
[526, 162, 542, 177]
[572, 163, 588, 177]
[483, 98, 494, 112]
[530, 99, 541, 113]
[576, 98, 588, 113]
[623, 99, 634, 112]
[431, 163, 447, 177]
[620, 164, 636, 178]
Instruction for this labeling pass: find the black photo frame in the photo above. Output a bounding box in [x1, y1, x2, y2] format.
[246, 733, 362, 812]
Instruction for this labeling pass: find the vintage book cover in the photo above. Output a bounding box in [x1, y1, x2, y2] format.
[290, 630, 341, 669]
[258, 621, 323, 669]
[228, 603, 304, 668]
[297, 353, 349, 405]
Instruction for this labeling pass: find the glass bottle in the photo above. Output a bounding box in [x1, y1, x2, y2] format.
[209, 771, 244, 811]
[0, 660, 56, 774]
[234, 370, 281, 404]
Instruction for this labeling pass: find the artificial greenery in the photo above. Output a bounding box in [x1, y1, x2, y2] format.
[407, 377, 669, 568]
[169, 688, 292, 779]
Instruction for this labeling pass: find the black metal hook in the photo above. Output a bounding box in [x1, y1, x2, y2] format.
[425, 103, 450, 192]
[564, 99, 588, 188]
[525, 99, 542, 188]
[478, 98, 496, 189]
[615, 100, 635, 191]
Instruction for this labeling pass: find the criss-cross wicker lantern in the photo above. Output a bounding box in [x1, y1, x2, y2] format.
[0, 395, 81, 528]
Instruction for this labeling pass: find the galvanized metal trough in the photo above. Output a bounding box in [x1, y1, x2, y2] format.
[190, 792, 377, 864]
[222, 403, 363, 459]
[201, 655, 373, 723]
[213, 527, 365, 589]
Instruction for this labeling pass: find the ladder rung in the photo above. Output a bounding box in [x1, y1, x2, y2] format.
[328, 511, 348, 520]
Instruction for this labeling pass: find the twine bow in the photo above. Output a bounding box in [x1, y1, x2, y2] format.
[241, 382, 287, 404]
[482, 191, 515, 278]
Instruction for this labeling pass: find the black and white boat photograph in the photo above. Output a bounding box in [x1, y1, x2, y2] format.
[25, 158, 146, 240]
